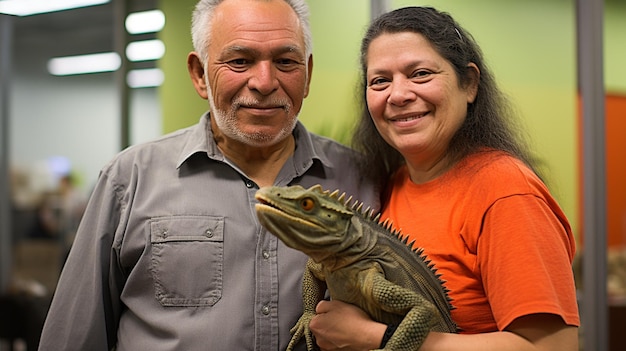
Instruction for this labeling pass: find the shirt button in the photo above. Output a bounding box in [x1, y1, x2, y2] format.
[262, 251, 270, 259]
[245, 180, 254, 188]
[205, 229, 213, 238]
[261, 305, 270, 315]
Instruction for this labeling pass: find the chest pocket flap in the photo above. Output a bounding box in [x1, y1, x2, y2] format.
[150, 215, 224, 306]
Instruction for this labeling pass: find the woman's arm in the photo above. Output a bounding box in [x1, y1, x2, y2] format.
[309, 300, 386, 350]
[310, 300, 578, 351]
[420, 313, 578, 351]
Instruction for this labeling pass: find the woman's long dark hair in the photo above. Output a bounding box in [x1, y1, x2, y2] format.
[352, 6, 538, 190]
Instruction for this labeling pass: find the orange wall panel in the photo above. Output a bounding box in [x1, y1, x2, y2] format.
[579, 94, 626, 248]
[605, 95, 626, 248]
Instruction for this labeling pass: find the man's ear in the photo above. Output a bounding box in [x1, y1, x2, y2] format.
[303, 54, 313, 98]
[188, 52, 208, 100]
[466, 62, 480, 104]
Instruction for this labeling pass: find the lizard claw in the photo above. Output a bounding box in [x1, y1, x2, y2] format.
[287, 312, 316, 351]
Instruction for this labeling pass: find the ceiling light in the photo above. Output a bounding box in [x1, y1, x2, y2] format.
[48, 52, 121, 76]
[0, 0, 109, 16]
[127, 68, 164, 88]
[125, 9, 165, 34]
[126, 39, 165, 62]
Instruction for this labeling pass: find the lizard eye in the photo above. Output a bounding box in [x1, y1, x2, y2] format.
[300, 197, 315, 211]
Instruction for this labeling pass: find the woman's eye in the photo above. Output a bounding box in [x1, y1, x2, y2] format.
[368, 77, 390, 88]
[412, 70, 432, 79]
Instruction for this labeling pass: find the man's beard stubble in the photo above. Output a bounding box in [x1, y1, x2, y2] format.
[205, 81, 298, 148]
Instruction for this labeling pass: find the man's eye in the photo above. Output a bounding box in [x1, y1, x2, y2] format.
[277, 58, 295, 65]
[227, 59, 249, 67]
[275, 58, 299, 71]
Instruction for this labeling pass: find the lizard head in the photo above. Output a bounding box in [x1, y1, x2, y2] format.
[255, 184, 363, 261]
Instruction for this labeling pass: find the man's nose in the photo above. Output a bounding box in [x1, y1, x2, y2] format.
[247, 61, 279, 95]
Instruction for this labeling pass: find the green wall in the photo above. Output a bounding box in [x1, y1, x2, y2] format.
[158, 0, 207, 132]
[298, 0, 369, 143]
[605, 0, 626, 93]
[158, 0, 626, 241]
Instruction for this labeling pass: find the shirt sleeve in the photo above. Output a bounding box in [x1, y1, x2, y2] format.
[38, 170, 125, 351]
[478, 194, 579, 330]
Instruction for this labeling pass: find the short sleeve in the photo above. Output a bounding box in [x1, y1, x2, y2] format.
[478, 194, 579, 330]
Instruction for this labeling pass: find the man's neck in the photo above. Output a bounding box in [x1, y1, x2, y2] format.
[215, 131, 295, 188]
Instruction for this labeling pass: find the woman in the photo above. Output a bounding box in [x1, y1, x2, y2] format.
[309, 6, 580, 351]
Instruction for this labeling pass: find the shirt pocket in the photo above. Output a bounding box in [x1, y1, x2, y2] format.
[149, 215, 224, 307]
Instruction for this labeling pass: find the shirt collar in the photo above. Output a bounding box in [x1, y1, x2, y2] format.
[175, 112, 213, 169]
[175, 112, 334, 172]
[291, 120, 334, 173]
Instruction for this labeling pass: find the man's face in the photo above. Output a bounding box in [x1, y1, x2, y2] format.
[204, 0, 312, 147]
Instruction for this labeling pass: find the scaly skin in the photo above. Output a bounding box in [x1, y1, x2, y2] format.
[255, 185, 457, 351]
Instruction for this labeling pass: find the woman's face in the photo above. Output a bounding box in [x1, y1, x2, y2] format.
[365, 31, 478, 163]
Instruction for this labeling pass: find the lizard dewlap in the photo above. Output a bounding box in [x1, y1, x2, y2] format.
[255, 184, 457, 351]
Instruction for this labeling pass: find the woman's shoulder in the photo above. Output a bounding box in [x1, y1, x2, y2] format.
[458, 150, 546, 194]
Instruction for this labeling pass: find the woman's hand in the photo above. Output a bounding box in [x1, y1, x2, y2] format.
[309, 300, 387, 351]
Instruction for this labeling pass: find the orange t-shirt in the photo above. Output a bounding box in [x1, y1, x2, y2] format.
[382, 151, 580, 333]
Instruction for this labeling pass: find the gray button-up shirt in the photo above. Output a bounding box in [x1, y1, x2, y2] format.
[38, 114, 379, 351]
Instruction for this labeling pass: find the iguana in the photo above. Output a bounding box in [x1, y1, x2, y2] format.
[255, 184, 457, 351]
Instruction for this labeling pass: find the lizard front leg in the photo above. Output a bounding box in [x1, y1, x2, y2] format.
[369, 275, 437, 351]
[288, 258, 327, 351]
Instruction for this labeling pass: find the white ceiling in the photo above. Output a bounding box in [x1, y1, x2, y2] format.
[9, 0, 158, 76]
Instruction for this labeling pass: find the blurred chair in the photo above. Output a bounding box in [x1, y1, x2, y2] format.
[0, 292, 51, 351]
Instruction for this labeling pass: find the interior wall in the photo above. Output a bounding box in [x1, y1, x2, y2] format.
[10, 73, 160, 192]
[603, 0, 626, 249]
[158, 0, 206, 133]
[10, 55, 161, 196]
[10, 72, 119, 191]
[297, 0, 370, 143]
[605, 0, 626, 94]
[604, 95, 626, 248]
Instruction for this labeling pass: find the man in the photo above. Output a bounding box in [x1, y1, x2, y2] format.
[37, 1, 378, 350]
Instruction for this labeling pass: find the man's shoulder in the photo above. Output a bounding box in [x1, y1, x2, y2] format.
[103, 124, 200, 173]
[306, 132, 356, 156]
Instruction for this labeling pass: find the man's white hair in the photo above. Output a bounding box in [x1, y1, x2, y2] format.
[190, 0, 313, 64]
